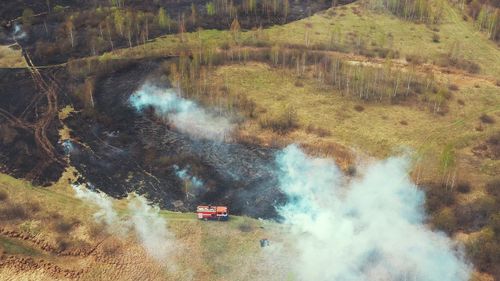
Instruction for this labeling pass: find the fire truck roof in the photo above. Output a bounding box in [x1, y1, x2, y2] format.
[197, 206, 227, 212]
[216, 206, 227, 212]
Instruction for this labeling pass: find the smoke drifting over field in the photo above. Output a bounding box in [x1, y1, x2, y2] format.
[72, 185, 176, 262]
[273, 145, 471, 281]
[129, 84, 233, 141]
[128, 195, 177, 262]
[73, 184, 119, 229]
[81, 86, 470, 279]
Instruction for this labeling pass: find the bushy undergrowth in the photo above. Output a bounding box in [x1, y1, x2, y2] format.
[169, 44, 447, 117]
[258, 106, 299, 134]
[0, 203, 27, 220]
[464, 179, 500, 278]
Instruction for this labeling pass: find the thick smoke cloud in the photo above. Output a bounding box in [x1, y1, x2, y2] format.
[72, 185, 176, 262]
[273, 145, 471, 281]
[129, 84, 233, 141]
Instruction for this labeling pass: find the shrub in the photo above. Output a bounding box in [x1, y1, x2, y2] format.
[346, 165, 357, 176]
[490, 213, 500, 234]
[294, 80, 304, 87]
[53, 5, 65, 13]
[220, 42, 231, 50]
[238, 218, 254, 232]
[456, 181, 471, 194]
[466, 228, 500, 273]
[487, 133, 500, 158]
[448, 84, 459, 91]
[400, 120, 408, 126]
[55, 238, 71, 252]
[354, 105, 365, 112]
[424, 183, 456, 213]
[52, 221, 75, 233]
[102, 239, 123, 256]
[405, 53, 426, 64]
[488, 133, 500, 146]
[432, 208, 457, 234]
[436, 54, 481, 74]
[0, 190, 8, 201]
[486, 179, 500, 198]
[455, 196, 496, 232]
[88, 223, 105, 238]
[480, 114, 495, 124]
[259, 106, 298, 134]
[306, 124, 331, 137]
[0, 204, 27, 220]
[432, 33, 440, 43]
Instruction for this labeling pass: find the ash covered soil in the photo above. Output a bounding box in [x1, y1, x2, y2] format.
[66, 61, 285, 218]
[0, 68, 65, 185]
[1, 0, 355, 65]
[0, 60, 285, 218]
[0, 0, 354, 219]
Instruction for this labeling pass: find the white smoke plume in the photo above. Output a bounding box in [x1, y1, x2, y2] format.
[129, 83, 233, 141]
[272, 145, 471, 281]
[72, 184, 120, 229]
[127, 194, 177, 262]
[173, 165, 205, 198]
[72, 185, 176, 263]
[12, 23, 27, 40]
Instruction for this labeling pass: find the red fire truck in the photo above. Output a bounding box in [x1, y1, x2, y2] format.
[196, 205, 229, 221]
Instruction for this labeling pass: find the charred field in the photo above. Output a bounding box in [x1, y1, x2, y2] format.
[0, 57, 286, 219]
[0, 67, 65, 185]
[1, 0, 355, 65]
[0, 0, 360, 220]
[1, 0, 500, 280]
[65, 59, 284, 218]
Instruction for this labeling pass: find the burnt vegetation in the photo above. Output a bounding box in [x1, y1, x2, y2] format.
[465, 179, 500, 278]
[423, 178, 500, 279]
[0, 202, 29, 221]
[2, 0, 354, 64]
[58, 59, 286, 218]
[0, 0, 498, 278]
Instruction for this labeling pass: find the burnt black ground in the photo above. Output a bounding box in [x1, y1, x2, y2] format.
[64, 60, 284, 218]
[1, 0, 356, 64]
[0, 0, 360, 218]
[0, 68, 65, 186]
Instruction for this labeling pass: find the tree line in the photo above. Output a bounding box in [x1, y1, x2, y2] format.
[364, 0, 445, 23]
[468, 0, 499, 41]
[165, 41, 448, 119]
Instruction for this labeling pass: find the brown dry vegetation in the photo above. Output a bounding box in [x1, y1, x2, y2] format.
[0, 172, 282, 281]
[1, 0, 500, 279]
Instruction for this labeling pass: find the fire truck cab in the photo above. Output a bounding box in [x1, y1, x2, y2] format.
[196, 205, 228, 221]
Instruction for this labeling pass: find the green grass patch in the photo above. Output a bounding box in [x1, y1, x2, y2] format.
[213, 63, 500, 162]
[101, 1, 499, 78]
